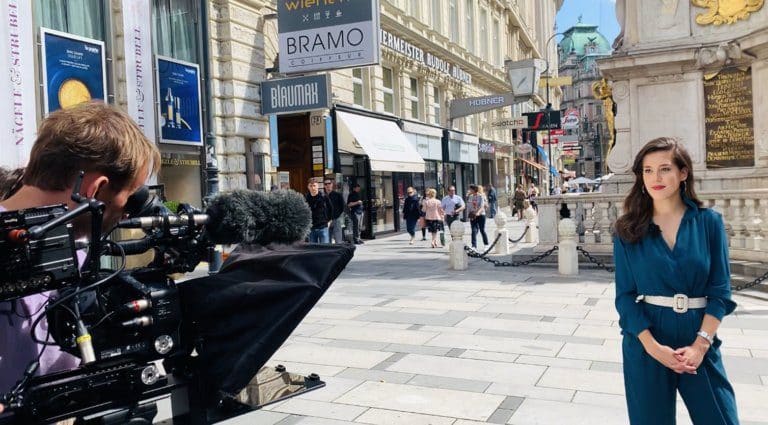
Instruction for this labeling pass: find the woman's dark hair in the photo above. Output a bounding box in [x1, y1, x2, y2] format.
[469, 184, 478, 192]
[0, 167, 25, 201]
[614, 137, 702, 243]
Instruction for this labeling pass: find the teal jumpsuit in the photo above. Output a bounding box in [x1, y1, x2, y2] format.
[614, 196, 738, 424]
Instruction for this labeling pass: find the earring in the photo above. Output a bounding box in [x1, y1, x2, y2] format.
[641, 186, 646, 195]
[681, 181, 687, 193]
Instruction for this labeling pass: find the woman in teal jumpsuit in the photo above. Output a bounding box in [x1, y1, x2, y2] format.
[614, 137, 738, 424]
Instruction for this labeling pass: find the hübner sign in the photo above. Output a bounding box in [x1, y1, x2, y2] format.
[261, 74, 330, 115]
[278, 0, 380, 74]
[380, 29, 471, 85]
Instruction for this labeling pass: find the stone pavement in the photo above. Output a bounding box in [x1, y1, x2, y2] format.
[214, 218, 768, 425]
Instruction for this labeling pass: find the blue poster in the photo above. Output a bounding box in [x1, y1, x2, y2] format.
[156, 56, 203, 145]
[41, 29, 106, 114]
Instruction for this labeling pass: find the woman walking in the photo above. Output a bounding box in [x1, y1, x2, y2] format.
[402, 187, 422, 245]
[614, 137, 738, 424]
[467, 184, 489, 249]
[513, 184, 526, 220]
[420, 188, 444, 248]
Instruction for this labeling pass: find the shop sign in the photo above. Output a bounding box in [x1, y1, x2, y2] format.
[41, 28, 106, 114]
[0, 0, 36, 168]
[478, 143, 495, 154]
[161, 153, 201, 167]
[381, 29, 471, 85]
[562, 108, 580, 129]
[450, 93, 517, 120]
[122, 0, 155, 143]
[278, 0, 380, 73]
[515, 143, 533, 154]
[156, 56, 203, 145]
[524, 110, 561, 130]
[261, 74, 330, 115]
[489, 116, 526, 131]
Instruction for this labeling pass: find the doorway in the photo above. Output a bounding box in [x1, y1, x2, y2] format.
[277, 114, 311, 191]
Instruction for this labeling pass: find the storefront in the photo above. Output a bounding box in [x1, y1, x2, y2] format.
[478, 139, 496, 189]
[334, 106, 425, 237]
[442, 130, 479, 198]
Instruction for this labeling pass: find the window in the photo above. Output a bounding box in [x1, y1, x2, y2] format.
[480, 9, 488, 61]
[382, 66, 395, 114]
[493, 19, 501, 66]
[431, 0, 442, 33]
[153, 0, 199, 63]
[410, 0, 419, 18]
[36, 0, 106, 40]
[408, 77, 419, 120]
[431, 86, 441, 125]
[465, 0, 474, 52]
[352, 68, 364, 107]
[596, 104, 602, 117]
[449, 0, 459, 43]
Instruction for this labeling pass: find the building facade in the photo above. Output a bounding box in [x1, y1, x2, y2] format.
[557, 21, 612, 180]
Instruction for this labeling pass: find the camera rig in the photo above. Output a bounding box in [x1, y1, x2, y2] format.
[0, 175, 353, 424]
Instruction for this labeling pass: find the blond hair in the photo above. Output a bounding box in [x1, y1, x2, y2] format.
[426, 188, 436, 198]
[24, 101, 160, 191]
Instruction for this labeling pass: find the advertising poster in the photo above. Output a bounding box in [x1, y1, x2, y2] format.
[41, 28, 107, 114]
[122, 0, 156, 142]
[278, 0, 380, 73]
[156, 56, 203, 145]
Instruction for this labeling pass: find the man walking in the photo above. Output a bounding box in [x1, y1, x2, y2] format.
[325, 179, 345, 243]
[346, 183, 364, 244]
[486, 184, 498, 219]
[441, 185, 465, 230]
[305, 178, 333, 243]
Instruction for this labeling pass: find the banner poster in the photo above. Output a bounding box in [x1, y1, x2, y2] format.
[156, 56, 203, 145]
[41, 28, 107, 114]
[122, 0, 156, 142]
[0, 0, 36, 168]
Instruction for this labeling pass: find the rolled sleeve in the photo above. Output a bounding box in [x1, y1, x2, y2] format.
[704, 212, 737, 321]
[614, 237, 651, 337]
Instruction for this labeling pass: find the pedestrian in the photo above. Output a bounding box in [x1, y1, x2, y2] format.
[420, 188, 444, 248]
[528, 183, 539, 212]
[553, 185, 562, 195]
[513, 184, 526, 220]
[305, 178, 333, 243]
[419, 190, 428, 241]
[346, 183, 364, 244]
[466, 184, 489, 249]
[440, 185, 465, 231]
[486, 184, 498, 218]
[324, 179, 346, 243]
[613, 137, 738, 424]
[402, 186, 421, 245]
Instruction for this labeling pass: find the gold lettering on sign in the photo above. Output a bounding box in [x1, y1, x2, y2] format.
[703, 67, 754, 168]
[691, 0, 764, 25]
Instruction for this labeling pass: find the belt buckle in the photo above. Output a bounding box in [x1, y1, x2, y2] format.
[672, 293, 689, 313]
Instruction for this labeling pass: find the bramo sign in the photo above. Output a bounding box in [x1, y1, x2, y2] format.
[278, 0, 380, 74]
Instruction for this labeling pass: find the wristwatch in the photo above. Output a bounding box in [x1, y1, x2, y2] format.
[696, 330, 714, 346]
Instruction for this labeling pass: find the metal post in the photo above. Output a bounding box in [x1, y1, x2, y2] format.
[543, 32, 565, 195]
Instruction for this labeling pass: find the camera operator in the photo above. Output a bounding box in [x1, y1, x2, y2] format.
[0, 101, 160, 413]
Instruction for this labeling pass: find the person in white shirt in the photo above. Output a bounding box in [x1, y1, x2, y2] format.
[440, 185, 465, 230]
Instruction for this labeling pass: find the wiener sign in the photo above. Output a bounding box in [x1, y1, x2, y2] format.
[278, 0, 380, 74]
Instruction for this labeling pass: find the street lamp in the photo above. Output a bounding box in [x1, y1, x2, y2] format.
[542, 32, 565, 195]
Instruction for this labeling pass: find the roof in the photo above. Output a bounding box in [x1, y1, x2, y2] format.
[558, 22, 612, 57]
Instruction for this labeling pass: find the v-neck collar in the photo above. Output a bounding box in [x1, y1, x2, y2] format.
[649, 192, 699, 255]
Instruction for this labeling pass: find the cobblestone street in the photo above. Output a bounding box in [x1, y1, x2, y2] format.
[212, 218, 768, 425]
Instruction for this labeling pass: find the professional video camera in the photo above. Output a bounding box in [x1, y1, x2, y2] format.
[0, 175, 354, 424]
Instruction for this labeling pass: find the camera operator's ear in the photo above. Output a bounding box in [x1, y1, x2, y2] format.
[81, 173, 110, 199]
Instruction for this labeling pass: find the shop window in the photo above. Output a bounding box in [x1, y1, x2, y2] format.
[408, 77, 419, 120]
[246, 152, 266, 191]
[352, 68, 364, 107]
[153, 0, 198, 63]
[35, 0, 106, 40]
[382, 66, 395, 114]
[431, 86, 441, 125]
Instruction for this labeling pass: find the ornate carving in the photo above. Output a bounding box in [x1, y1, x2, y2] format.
[593, 79, 617, 157]
[691, 0, 764, 25]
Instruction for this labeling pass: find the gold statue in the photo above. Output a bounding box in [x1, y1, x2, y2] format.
[592, 79, 616, 158]
[691, 0, 764, 25]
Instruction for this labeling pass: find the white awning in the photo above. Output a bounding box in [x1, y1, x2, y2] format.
[336, 111, 426, 173]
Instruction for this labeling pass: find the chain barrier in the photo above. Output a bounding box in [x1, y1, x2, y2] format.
[465, 233, 503, 258]
[576, 246, 615, 273]
[464, 245, 558, 267]
[508, 225, 530, 244]
[733, 270, 768, 292]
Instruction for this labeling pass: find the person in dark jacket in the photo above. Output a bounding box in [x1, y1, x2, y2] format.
[402, 186, 422, 245]
[346, 183, 364, 244]
[486, 184, 498, 218]
[324, 179, 346, 243]
[305, 178, 332, 243]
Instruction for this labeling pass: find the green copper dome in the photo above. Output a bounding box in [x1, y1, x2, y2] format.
[559, 22, 612, 57]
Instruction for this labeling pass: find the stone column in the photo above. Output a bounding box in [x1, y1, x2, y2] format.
[449, 221, 468, 270]
[494, 212, 510, 255]
[558, 218, 578, 275]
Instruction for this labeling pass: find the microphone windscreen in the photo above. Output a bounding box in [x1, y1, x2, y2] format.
[205, 190, 259, 245]
[262, 189, 311, 244]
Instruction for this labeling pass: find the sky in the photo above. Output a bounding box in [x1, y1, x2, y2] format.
[556, 0, 620, 46]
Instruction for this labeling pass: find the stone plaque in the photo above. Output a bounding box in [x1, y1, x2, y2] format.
[704, 67, 754, 168]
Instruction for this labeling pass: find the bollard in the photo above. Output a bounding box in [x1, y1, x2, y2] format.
[524, 212, 539, 244]
[558, 218, 578, 275]
[449, 220, 468, 270]
[494, 211, 511, 254]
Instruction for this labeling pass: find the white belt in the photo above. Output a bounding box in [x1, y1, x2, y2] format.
[636, 294, 707, 314]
